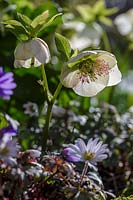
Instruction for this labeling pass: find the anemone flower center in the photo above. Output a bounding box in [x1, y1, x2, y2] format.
[76, 57, 110, 83]
[83, 151, 95, 161]
[0, 147, 9, 156]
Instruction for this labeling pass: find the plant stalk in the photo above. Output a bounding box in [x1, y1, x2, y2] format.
[80, 161, 89, 186]
[41, 64, 62, 152]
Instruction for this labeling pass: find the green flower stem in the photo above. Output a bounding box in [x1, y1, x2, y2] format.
[52, 82, 62, 103]
[41, 65, 62, 152]
[102, 30, 111, 52]
[42, 101, 53, 152]
[41, 64, 52, 102]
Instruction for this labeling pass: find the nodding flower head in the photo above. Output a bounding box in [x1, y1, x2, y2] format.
[61, 50, 122, 97]
[14, 38, 51, 68]
[62, 138, 109, 165]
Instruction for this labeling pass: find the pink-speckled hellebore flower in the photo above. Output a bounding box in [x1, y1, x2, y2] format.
[0, 67, 16, 99]
[60, 50, 122, 97]
[14, 38, 50, 68]
[62, 138, 109, 165]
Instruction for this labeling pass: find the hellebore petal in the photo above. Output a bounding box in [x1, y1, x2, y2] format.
[96, 50, 117, 69]
[73, 74, 109, 97]
[14, 38, 51, 68]
[61, 65, 80, 88]
[107, 64, 122, 86]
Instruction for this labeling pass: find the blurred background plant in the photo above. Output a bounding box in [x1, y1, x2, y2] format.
[0, 0, 133, 199]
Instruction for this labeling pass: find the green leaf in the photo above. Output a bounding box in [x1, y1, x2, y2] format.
[93, 0, 105, 14]
[0, 113, 9, 129]
[55, 33, 71, 60]
[103, 7, 119, 16]
[5, 24, 29, 41]
[31, 10, 49, 28]
[114, 195, 133, 200]
[76, 5, 94, 22]
[17, 13, 32, 31]
[3, 20, 25, 27]
[71, 48, 79, 58]
[99, 16, 113, 26]
[39, 13, 62, 32]
[3, 19, 29, 40]
[31, 13, 62, 37]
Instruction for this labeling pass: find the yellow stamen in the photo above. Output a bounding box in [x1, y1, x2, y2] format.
[83, 151, 94, 161]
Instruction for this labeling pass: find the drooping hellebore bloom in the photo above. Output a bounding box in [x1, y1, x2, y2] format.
[60, 50, 122, 97]
[14, 38, 51, 68]
[0, 67, 16, 99]
[62, 138, 109, 165]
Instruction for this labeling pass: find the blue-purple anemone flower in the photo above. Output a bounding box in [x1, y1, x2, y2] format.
[62, 138, 109, 165]
[0, 114, 19, 137]
[0, 134, 18, 165]
[0, 67, 16, 99]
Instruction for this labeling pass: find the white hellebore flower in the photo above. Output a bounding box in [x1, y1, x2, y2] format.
[62, 138, 109, 165]
[63, 21, 102, 50]
[14, 38, 51, 68]
[114, 9, 133, 36]
[61, 50, 122, 97]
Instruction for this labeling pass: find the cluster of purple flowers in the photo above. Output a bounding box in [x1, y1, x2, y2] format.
[0, 114, 19, 165]
[0, 66, 16, 99]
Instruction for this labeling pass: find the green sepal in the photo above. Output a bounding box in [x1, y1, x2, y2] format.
[67, 52, 97, 68]
[55, 32, 71, 60]
[0, 113, 9, 129]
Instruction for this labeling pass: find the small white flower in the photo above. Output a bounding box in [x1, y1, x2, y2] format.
[14, 38, 51, 68]
[62, 138, 109, 165]
[61, 50, 122, 97]
[23, 101, 39, 117]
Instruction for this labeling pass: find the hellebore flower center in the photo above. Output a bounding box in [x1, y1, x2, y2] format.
[76, 56, 110, 83]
